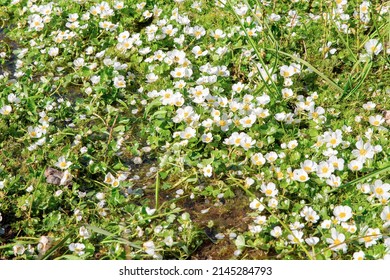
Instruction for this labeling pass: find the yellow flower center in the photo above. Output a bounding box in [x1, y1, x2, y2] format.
[364, 236, 372, 242]
[375, 187, 384, 195]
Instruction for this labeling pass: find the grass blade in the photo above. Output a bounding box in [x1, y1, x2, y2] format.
[327, 164, 390, 194]
[40, 232, 72, 260]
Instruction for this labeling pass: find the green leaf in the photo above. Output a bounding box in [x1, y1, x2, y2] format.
[235, 235, 245, 249]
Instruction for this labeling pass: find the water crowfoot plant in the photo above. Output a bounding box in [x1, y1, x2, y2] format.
[0, 0, 389, 260]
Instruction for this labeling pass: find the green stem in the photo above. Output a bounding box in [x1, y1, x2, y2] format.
[155, 171, 160, 209]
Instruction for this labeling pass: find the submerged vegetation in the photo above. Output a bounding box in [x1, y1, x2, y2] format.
[0, 0, 389, 260]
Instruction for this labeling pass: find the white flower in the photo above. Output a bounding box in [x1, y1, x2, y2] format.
[232, 82, 245, 93]
[60, 170, 72, 186]
[352, 139, 374, 161]
[203, 164, 213, 177]
[380, 206, 390, 228]
[293, 169, 310, 182]
[251, 153, 265, 166]
[117, 31, 129, 43]
[371, 180, 390, 200]
[288, 230, 304, 244]
[333, 205, 353, 222]
[79, 226, 91, 239]
[368, 115, 384, 127]
[54, 189, 63, 197]
[362, 101, 376, 110]
[280, 65, 295, 78]
[364, 39, 383, 56]
[319, 41, 337, 58]
[265, 151, 278, 163]
[316, 161, 334, 178]
[270, 226, 282, 238]
[13, 244, 25, 256]
[353, 251, 365, 260]
[201, 133, 213, 143]
[113, 75, 126, 88]
[305, 236, 319, 246]
[348, 159, 363, 171]
[359, 227, 381, 248]
[48, 47, 59, 57]
[321, 219, 331, 229]
[28, 14, 44, 31]
[104, 172, 115, 185]
[268, 198, 278, 208]
[73, 57, 85, 68]
[0, 105, 12, 115]
[180, 127, 196, 139]
[239, 114, 256, 128]
[301, 160, 317, 173]
[335, 0, 347, 7]
[143, 240, 156, 256]
[300, 206, 320, 223]
[326, 228, 347, 252]
[261, 182, 278, 197]
[69, 243, 85, 256]
[164, 236, 173, 247]
[146, 73, 159, 83]
[55, 156, 72, 170]
[249, 198, 264, 212]
[8, 93, 20, 104]
[215, 233, 225, 240]
[145, 207, 156, 215]
[326, 175, 341, 188]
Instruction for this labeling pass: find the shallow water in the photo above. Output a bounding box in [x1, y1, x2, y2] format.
[0, 27, 17, 78]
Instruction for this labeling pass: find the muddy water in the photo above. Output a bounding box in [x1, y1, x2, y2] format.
[0, 27, 17, 78]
